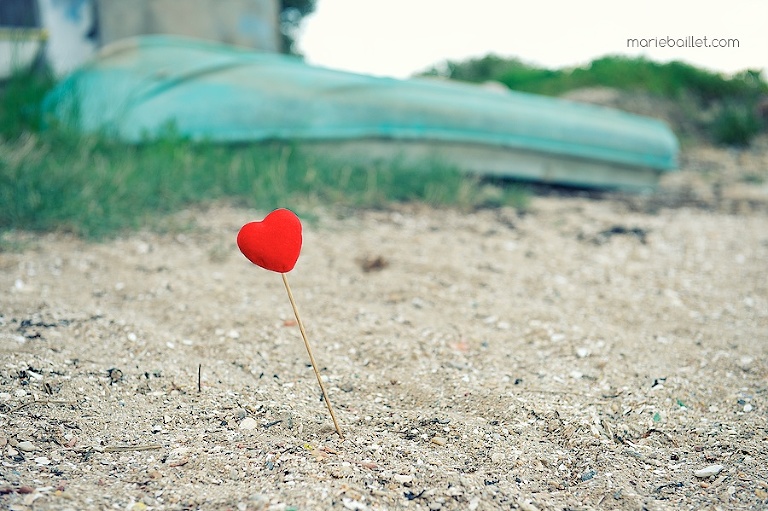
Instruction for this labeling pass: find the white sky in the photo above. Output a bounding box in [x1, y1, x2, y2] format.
[297, 0, 768, 79]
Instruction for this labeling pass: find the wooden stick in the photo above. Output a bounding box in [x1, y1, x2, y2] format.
[281, 273, 344, 440]
[102, 444, 162, 453]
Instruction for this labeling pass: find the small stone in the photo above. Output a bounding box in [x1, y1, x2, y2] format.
[17, 441, 36, 452]
[166, 447, 190, 467]
[239, 417, 258, 430]
[34, 456, 50, 465]
[743, 403, 753, 413]
[490, 452, 504, 463]
[739, 356, 754, 370]
[341, 498, 368, 511]
[694, 464, 724, 478]
[430, 436, 447, 446]
[580, 469, 597, 481]
[394, 474, 413, 484]
[342, 498, 367, 510]
[107, 368, 123, 383]
[14, 389, 26, 398]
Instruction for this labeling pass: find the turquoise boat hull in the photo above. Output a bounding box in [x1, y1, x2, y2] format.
[46, 35, 679, 191]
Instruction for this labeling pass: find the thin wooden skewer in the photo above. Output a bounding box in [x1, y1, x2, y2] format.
[281, 273, 344, 440]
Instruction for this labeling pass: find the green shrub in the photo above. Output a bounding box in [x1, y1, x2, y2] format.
[0, 68, 55, 139]
[422, 54, 768, 105]
[711, 103, 762, 146]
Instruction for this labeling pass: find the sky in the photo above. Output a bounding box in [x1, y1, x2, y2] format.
[297, 0, 768, 79]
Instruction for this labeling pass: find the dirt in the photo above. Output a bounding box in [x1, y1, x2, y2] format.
[1, 138, 767, 510]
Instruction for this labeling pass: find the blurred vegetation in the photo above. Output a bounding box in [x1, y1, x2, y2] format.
[0, 68, 524, 239]
[279, 0, 316, 55]
[0, 68, 54, 139]
[421, 54, 768, 146]
[5, 53, 765, 239]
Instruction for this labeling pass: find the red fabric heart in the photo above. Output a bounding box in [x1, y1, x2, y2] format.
[237, 208, 303, 273]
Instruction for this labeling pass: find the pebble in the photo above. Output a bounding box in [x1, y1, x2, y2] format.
[239, 417, 258, 430]
[165, 447, 190, 467]
[17, 441, 36, 452]
[394, 474, 413, 484]
[743, 403, 753, 413]
[694, 464, 724, 478]
[342, 498, 367, 510]
[430, 436, 447, 446]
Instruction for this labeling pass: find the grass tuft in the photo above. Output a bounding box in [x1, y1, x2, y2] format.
[0, 131, 526, 239]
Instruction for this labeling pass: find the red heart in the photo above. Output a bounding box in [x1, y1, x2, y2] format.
[237, 208, 303, 273]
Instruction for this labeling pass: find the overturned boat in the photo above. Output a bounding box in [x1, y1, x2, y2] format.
[46, 35, 678, 191]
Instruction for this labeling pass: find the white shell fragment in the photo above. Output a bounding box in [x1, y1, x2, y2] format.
[694, 464, 724, 478]
[239, 417, 258, 430]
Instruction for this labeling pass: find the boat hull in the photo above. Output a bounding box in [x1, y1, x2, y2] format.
[46, 35, 679, 191]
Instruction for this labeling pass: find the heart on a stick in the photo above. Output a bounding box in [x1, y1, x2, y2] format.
[237, 208, 302, 273]
[235, 208, 343, 438]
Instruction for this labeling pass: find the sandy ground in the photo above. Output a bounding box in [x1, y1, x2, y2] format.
[1, 139, 767, 511]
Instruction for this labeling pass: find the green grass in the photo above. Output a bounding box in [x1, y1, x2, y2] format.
[1, 133, 527, 239]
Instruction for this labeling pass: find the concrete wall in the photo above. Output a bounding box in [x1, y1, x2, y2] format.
[96, 0, 280, 52]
